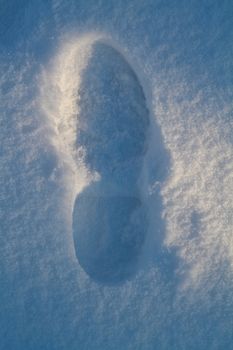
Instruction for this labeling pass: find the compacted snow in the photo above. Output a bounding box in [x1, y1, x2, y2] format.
[72, 40, 150, 284]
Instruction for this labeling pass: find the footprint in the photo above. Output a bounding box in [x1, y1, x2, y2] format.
[72, 40, 151, 284]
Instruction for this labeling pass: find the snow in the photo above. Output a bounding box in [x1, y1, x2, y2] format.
[0, 1, 233, 349]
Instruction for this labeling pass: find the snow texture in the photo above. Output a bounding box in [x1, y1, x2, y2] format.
[0, 1, 233, 349]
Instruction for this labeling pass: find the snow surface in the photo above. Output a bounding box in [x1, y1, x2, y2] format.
[0, 1, 233, 349]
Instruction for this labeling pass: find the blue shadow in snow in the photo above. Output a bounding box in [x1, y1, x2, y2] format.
[72, 41, 175, 285]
